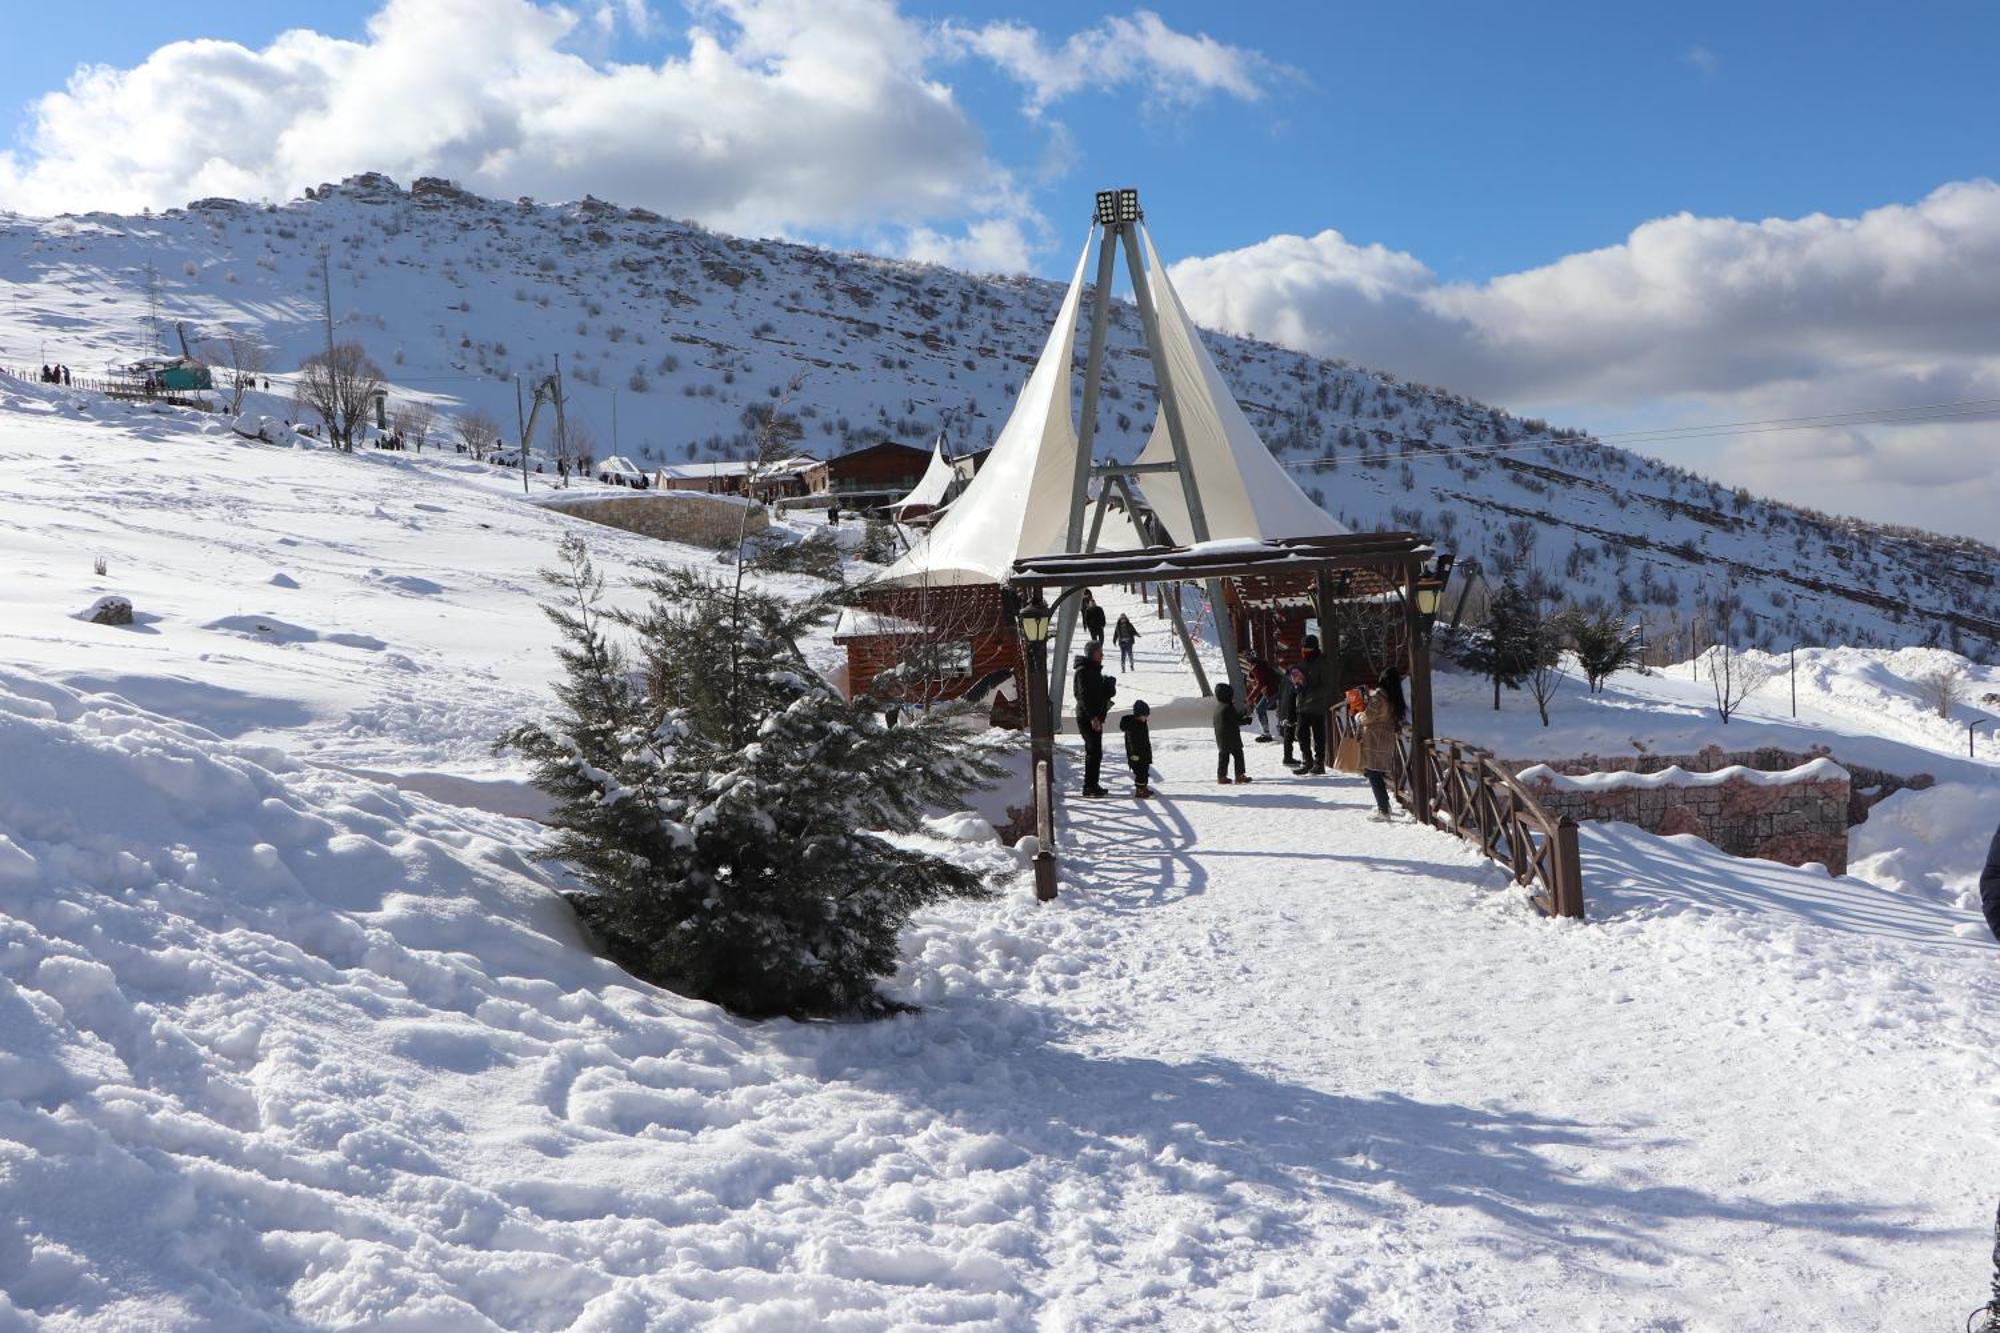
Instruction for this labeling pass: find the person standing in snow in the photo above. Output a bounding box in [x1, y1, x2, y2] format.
[1358, 668, 1407, 821]
[1278, 658, 1301, 767]
[1073, 639, 1115, 798]
[1122, 699, 1154, 799]
[1293, 635, 1333, 774]
[1083, 591, 1107, 644]
[1113, 612, 1139, 671]
[1213, 683, 1251, 785]
[1246, 656, 1281, 742]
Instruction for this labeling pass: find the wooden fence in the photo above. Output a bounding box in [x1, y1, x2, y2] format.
[1397, 735, 1584, 919]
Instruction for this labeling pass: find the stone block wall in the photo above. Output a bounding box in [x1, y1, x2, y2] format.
[1504, 743, 1932, 828]
[1517, 760, 1851, 874]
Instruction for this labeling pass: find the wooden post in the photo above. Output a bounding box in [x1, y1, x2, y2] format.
[1402, 557, 1434, 824]
[1022, 623, 1059, 901]
[1554, 816, 1584, 919]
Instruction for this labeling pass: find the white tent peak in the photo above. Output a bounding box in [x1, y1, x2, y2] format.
[1130, 224, 1348, 545]
[888, 433, 956, 517]
[879, 233, 1093, 587]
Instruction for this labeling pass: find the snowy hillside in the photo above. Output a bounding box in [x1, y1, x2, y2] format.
[2, 374, 1998, 1326]
[2, 172, 1996, 662]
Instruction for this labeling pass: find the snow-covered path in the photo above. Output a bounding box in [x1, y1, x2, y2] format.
[951, 586, 2000, 1327]
[2, 404, 1995, 1329]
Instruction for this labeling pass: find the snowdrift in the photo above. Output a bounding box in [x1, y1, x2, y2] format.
[0, 668, 1033, 1329]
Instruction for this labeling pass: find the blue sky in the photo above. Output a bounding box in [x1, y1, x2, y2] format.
[7, 2, 1995, 281]
[1, 1, 1996, 538]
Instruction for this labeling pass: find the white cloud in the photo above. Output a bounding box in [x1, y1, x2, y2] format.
[902, 218, 1035, 275]
[939, 9, 1278, 117]
[1683, 44, 1720, 76]
[1167, 181, 2000, 539]
[0, 0, 1012, 242]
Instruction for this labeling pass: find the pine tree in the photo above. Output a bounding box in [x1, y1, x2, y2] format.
[1569, 607, 1646, 693]
[504, 537, 1006, 1018]
[1455, 579, 1542, 711]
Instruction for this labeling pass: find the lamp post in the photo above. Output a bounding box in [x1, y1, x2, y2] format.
[1015, 591, 1059, 902]
[1787, 642, 1806, 719]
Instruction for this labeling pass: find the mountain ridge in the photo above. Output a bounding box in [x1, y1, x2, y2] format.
[2, 170, 1993, 660]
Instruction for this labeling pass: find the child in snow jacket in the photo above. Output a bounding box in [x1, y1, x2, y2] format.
[1121, 700, 1154, 798]
[1213, 683, 1250, 784]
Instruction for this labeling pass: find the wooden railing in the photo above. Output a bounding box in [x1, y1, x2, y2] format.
[2, 364, 215, 408]
[1395, 735, 1585, 920]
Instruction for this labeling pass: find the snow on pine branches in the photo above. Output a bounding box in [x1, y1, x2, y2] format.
[503, 535, 1007, 1019]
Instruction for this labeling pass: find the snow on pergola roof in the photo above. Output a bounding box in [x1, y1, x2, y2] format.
[888, 435, 957, 516]
[1130, 225, 1347, 546]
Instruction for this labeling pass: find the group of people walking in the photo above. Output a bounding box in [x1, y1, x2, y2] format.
[1069, 616, 1409, 820]
[38, 364, 72, 385]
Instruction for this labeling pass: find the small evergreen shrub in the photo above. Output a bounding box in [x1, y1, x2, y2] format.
[503, 537, 1003, 1018]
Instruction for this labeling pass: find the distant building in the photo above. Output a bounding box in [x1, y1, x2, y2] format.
[653, 454, 819, 500]
[809, 441, 933, 509]
[595, 456, 650, 488]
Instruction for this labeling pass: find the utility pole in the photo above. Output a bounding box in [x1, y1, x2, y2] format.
[515, 375, 528, 496]
[553, 353, 569, 488]
[318, 249, 335, 363]
[611, 388, 619, 454]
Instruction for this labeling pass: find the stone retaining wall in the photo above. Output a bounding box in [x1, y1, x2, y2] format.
[1517, 760, 1851, 874]
[1504, 744, 1932, 828]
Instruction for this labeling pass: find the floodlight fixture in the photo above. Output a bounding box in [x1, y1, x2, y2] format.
[1093, 187, 1143, 227]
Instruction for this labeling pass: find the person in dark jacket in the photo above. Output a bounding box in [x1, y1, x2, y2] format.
[1982, 823, 2000, 941]
[1113, 613, 1139, 671]
[1293, 635, 1334, 774]
[1121, 699, 1154, 798]
[1082, 592, 1107, 644]
[1073, 640, 1115, 797]
[1213, 683, 1250, 784]
[1278, 660, 1301, 766]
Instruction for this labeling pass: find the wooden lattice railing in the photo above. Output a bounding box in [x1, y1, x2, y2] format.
[1392, 734, 1585, 920]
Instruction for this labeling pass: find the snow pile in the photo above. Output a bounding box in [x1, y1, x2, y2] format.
[1517, 757, 1848, 790]
[0, 667, 1049, 1328]
[1851, 781, 2000, 931]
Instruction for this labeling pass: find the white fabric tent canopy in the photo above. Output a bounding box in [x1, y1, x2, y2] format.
[1129, 225, 1347, 545]
[878, 235, 1092, 587]
[888, 434, 957, 517]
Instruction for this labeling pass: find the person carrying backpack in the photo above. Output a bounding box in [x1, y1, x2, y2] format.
[1121, 700, 1154, 799]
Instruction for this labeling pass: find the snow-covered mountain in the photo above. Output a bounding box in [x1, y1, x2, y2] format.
[3, 171, 1995, 659]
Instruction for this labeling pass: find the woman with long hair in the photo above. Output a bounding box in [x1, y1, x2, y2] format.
[1358, 667, 1407, 821]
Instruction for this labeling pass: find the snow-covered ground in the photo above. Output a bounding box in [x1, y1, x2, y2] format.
[2, 385, 1997, 1328]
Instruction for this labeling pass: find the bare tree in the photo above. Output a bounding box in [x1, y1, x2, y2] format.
[204, 329, 269, 415]
[1523, 603, 1572, 726]
[1916, 667, 1967, 719]
[1706, 643, 1775, 724]
[392, 401, 437, 453]
[295, 342, 384, 451]
[454, 409, 503, 456]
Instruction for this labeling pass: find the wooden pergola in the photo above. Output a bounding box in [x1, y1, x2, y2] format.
[1007, 532, 1440, 899]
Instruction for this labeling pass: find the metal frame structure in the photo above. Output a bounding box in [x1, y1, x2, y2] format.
[1048, 188, 1247, 720]
[1013, 532, 1445, 897]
